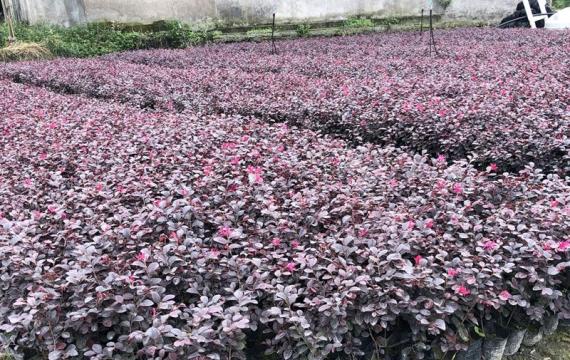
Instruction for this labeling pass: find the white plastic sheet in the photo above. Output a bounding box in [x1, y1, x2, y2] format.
[545, 7, 570, 29]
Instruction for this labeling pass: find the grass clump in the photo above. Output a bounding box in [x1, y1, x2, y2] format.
[0, 20, 213, 58]
[296, 24, 311, 37]
[0, 42, 52, 62]
[343, 17, 374, 28]
[439, 0, 453, 9]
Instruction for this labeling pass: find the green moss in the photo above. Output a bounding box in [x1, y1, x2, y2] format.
[246, 28, 273, 37]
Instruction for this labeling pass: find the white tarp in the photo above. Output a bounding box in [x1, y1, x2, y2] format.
[545, 7, 570, 29]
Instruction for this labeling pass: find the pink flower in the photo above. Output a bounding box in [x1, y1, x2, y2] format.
[209, 248, 220, 259]
[32, 210, 43, 220]
[389, 179, 398, 188]
[499, 290, 512, 301]
[241, 135, 250, 143]
[247, 165, 263, 184]
[38, 152, 48, 161]
[271, 238, 282, 247]
[203, 165, 213, 176]
[95, 183, 103, 192]
[341, 85, 350, 96]
[447, 268, 460, 277]
[453, 183, 463, 194]
[483, 240, 497, 252]
[285, 262, 296, 272]
[456, 285, 470, 297]
[414, 255, 423, 266]
[550, 199, 559, 208]
[135, 251, 147, 262]
[489, 163, 498, 172]
[436, 179, 447, 190]
[425, 219, 434, 229]
[230, 156, 240, 165]
[358, 229, 369, 237]
[437, 154, 446, 163]
[218, 226, 232, 238]
[221, 142, 236, 150]
[407, 220, 416, 230]
[23, 178, 33, 187]
[291, 240, 300, 249]
[558, 241, 570, 252]
[47, 205, 58, 214]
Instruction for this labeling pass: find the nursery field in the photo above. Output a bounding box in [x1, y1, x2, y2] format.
[0, 28, 569, 360]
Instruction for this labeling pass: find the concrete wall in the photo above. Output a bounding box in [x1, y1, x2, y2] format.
[10, 0, 517, 27]
[11, 0, 86, 26]
[445, 0, 518, 19]
[75, 0, 436, 25]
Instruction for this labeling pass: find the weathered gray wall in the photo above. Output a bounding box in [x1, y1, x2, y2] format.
[10, 0, 518, 26]
[82, 0, 433, 24]
[445, 0, 518, 19]
[12, 0, 86, 26]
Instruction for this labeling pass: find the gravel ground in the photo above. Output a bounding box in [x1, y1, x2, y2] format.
[508, 329, 570, 360]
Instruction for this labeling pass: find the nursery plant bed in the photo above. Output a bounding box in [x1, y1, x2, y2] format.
[0, 27, 568, 360]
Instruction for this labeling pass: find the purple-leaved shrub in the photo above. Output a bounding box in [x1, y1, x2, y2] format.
[0, 79, 569, 359]
[1, 28, 568, 174]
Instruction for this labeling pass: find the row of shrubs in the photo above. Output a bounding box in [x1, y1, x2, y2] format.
[0, 76, 569, 360]
[2, 28, 568, 175]
[0, 21, 212, 58]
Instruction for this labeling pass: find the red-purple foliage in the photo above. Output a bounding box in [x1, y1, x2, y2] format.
[0, 74, 569, 359]
[1, 28, 568, 174]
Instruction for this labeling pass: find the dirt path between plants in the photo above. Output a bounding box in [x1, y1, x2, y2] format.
[509, 328, 570, 360]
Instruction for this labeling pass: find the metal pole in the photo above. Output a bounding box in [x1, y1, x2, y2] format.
[429, 9, 433, 56]
[428, 9, 438, 56]
[271, 13, 277, 55]
[420, 9, 424, 36]
[2, 0, 16, 45]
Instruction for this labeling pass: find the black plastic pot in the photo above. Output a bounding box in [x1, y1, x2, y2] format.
[560, 318, 570, 328]
[522, 327, 543, 347]
[542, 315, 559, 336]
[482, 337, 507, 360]
[455, 339, 482, 360]
[503, 329, 526, 356]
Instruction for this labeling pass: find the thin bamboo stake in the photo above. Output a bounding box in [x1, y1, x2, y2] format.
[2, 0, 17, 45]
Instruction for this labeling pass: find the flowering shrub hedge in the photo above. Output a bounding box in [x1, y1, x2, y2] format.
[1, 28, 568, 174]
[0, 80, 569, 359]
